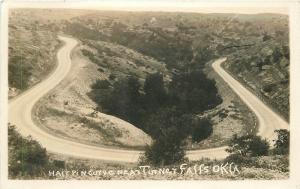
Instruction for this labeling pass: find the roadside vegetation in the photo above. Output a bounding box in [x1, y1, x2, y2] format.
[8, 124, 289, 179]
[8, 124, 65, 179]
[224, 129, 289, 174]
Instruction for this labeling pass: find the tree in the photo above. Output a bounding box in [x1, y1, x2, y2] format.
[191, 118, 213, 142]
[273, 129, 289, 155]
[226, 134, 270, 157]
[144, 128, 186, 166]
[143, 73, 167, 110]
[101, 76, 142, 124]
[142, 109, 194, 165]
[169, 70, 222, 113]
[143, 107, 192, 139]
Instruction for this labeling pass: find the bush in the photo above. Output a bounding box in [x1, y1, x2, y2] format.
[273, 129, 289, 155]
[226, 134, 270, 157]
[8, 125, 49, 177]
[8, 124, 66, 178]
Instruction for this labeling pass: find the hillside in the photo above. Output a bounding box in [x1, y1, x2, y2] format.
[33, 41, 157, 149]
[223, 35, 289, 120]
[8, 10, 61, 97]
[63, 12, 289, 122]
[8, 9, 289, 180]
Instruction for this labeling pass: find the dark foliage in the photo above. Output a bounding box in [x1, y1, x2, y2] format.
[191, 118, 213, 142]
[90, 70, 221, 165]
[226, 134, 270, 157]
[93, 70, 221, 139]
[273, 129, 289, 155]
[99, 76, 143, 125]
[143, 111, 189, 165]
[169, 70, 222, 113]
[143, 108, 192, 139]
[143, 73, 168, 110]
[144, 132, 186, 166]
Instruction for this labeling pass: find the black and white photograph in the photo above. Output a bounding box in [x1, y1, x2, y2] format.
[1, 0, 300, 188]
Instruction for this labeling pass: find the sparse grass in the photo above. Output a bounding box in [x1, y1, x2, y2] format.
[79, 117, 123, 140]
[9, 14, 61, 95]
[33, 103, 146, 150]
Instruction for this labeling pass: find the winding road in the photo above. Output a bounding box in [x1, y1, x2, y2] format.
[8, 36, 289, 163]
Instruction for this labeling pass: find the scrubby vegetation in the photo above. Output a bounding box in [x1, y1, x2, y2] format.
[9, 10, 61, 95]
[226, 134, 270, 157]
[225, 129, 289, 171]
[222, 21, 289, 120]
[90, 70, 220, 165]
[8, 56, 32, 90]
[9, 123, 288, 179]
[273, 129, 289, 155]
[8, 124, 65, 179]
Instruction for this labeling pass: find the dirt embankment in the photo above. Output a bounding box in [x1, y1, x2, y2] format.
[33, 42, 152, 150]
[185, 60, 258, 150]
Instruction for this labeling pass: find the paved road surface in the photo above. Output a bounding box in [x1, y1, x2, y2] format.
[8, 36, 288, 163]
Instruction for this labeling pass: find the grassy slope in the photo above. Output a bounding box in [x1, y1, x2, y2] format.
[9, 10, 61, 97]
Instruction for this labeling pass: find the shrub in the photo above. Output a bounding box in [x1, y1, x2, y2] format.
[8, 124, 66, 179]
[273, 129, 289, 155]
[8, 125, 49, 177]
[226, 134, 270, 157]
